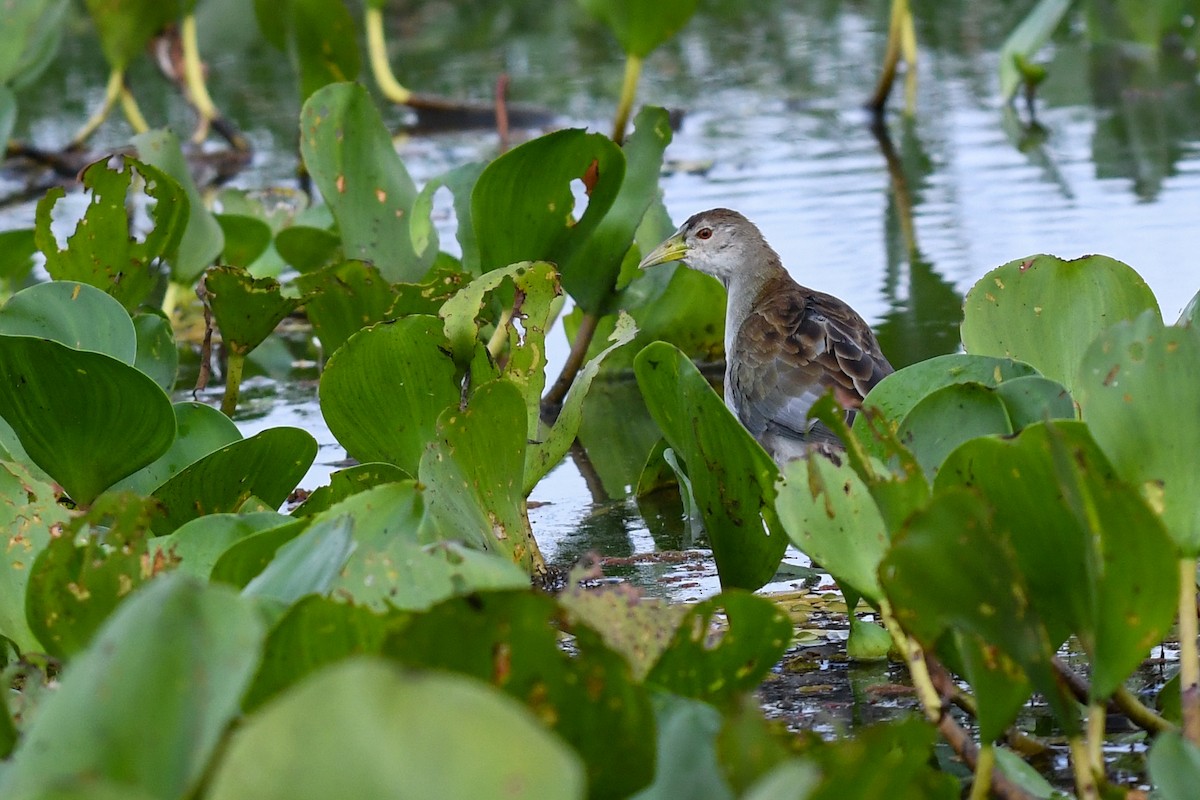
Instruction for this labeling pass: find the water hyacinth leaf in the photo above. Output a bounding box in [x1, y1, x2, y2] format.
[0, 88, 12, 152]
[0, 576, 264, 799]
[150, 511, 294, 580]
[998, 0, 1072, 103]
[35, 156, 188, 311]
[83, 0, 182, 71]
[274, 225, 342, 273]
[208, 658, 584, 800]
[132, 311, 178, 390]
[277, 0, 361, 101]
[993, 374, 1075, 429]
[300, 83, 427, 281]
[943, 631, 1033, 749]
[880, 488, 1075, 738]
[150, 427, 317, 534]
[297, 260, 398, 356]
[216, 213, 273, 268]
[242, 515, 357, 605]
[802, 718, 959, 800]
[1179, 288, 1200, 326]
[1077, 311, 1200, 554]
[420, 380, 541, 572]
[0, 281, 135, 363]
[557, 106, 672, 312]
[578, 0, 701, 58]
[111, 401, 241, 496]
[0, 0, 68, 87]
[440, 261, 556, 366]
[205, 266, 300, 355]
[527, 312, 638, 493]
[742, 760, 820, 800]
[25, 495, 159, 658]
[961, 254, 1159, 395]
[579, 376, 669, 497]
[645, 591, 792, 703]
[292, 462, 411, 517]
[776, 455, 889, 605]
[0, 337, 175, 506]
[633, 694, 732, 800]
[634, 341, 786, 590]
[1149, 732, 1200, 800]
[210, 518, 308, 588]
[385, 591, 654, 798]
[320, 315, 459, 474]
[0, 461, 71, 653]
[243, 596, 393, 712]
[472, 129, 624, 285]
[134, 129, 225, 282]
[896, 382, 1013, 480]
[0, 229, 38, 287]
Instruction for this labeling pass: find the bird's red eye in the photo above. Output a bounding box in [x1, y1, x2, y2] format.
[696, 227, 713, 240]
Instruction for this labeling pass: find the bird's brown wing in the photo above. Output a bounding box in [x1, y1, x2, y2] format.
[729, 279, 893, 445]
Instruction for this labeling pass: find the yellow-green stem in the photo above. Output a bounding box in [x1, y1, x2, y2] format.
[611, 54, 642, 145]
[181, 14, 217, 142]
[161, 281, 182, 320]
[1181, 557, 1200, 743]
[70, 69, 124, 147]
[900, 4, 918, 116]
[1086, 701, 1105, 777]
[119, 86, 150, 134]
[487, 307, 514, 360]
[220, 350, 245, 417]
[366, 7, 413, 104]
[1068, 735, 1099, 800]
[967, 741, 994, 800]
[881, 601, 941, 722]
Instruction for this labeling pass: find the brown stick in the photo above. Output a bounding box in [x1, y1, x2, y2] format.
[1053, 656, 1173, 734]
[495, 73, 511, 153]
[540, 310, 600, 422]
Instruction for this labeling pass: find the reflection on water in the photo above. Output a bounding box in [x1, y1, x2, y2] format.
[4, 1, 1200, 593]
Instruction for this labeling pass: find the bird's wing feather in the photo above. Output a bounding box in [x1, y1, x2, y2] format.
[729, 279, 893, 442]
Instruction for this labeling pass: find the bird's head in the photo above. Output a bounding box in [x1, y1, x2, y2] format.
[637, 208, 772, 286]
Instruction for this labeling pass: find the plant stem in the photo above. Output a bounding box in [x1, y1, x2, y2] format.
[1085, 701, 1104, 778]
[541, 310, 599, 422]
[365, 7, 413, 105]
[1068, 735, 1099, 800]
[487, 307, 513, 360]
[70, 69, 124, 148]
[967, 741, 994, 800]
[880, 602, 941, 722]
[1053, 655, 1173, 733]
[899, 0, 918, 116]
[867, 0, 911, 115]
[220, 350, 245, 417]
[1180, 557, 1200, 742]
[611, 54, 642, 145]
[119, 86, 150, 135]
[181, 14, 217, 143]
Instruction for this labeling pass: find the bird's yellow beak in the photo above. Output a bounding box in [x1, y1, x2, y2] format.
[638, 233, 688, 270]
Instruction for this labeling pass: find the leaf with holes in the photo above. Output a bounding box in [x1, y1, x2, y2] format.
[205, 266, 299, 355]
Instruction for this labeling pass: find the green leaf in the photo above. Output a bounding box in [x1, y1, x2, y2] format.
[0, 575, 264, 799]
[296, 260, 398, 356]
[0, 461, 71, 653]
[0, 88, 15, 169]
[274, 225, 342, 273]
[633, 693, 733, 800]
[0, 337, 175, 506]
[215, 213, 273, 268]
[283, 0, 361, 101]
[300, 83, 427, 281]
[0, 280, 136, 363]
[776, 454, 890, 605]
[646, 591, 792, 703]
[204, 266, 300, 355]
[999, 0, 1072, 102]
[896, 382, 1014, 480]
[292, 462, 411, 517]
[150, 427, 317, 534]
[319, 315, 459, 475]
[0, 0, 68, 87]
[1150, 731, 1200, 800]
[0, 228, 37, 287]
[420, 380, 541, 571]
[578, 0, 701, 58]
[132, 311, 178, 391]
[152, 511, 293, 579]
[992, 374, 1075, 429]
[803, 718, 958, 799]
[111, 401, 241, 496]
[961, 254, 1159, 395]
[385, 591, 653, 798]
[634, 341, 786, 590]
[207, 659, 585, 800]
[134, 129, 225, 283]
[83, 0, 182, 71]
[1077, 311, 1200, 554]
[440, 260, 559, 371]
[35, 156, 188, 311]
[243, 515, 357, 604]
[210, 518, 308, 588]
[472, 129, 624, 287]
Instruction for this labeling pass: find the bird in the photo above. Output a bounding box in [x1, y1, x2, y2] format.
[638, 208, 894, 464]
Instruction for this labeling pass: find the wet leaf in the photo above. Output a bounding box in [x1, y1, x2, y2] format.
[208, 659, 584, 800]
[961, 253, 1159, 395]
[34, 157, 187, 311]
[0, 336, 175, 506]
[320, 315, 459, 475]
[634, 341, 786, 590]
[385, 590, 654, 798]
[134, 129, 225, 283]
[0, 280, 135, 363]
[300, 83, 428, 281]
[0, 576, 264, 799]
[150, 427, 317, 534]
[205, 266, 300, 355]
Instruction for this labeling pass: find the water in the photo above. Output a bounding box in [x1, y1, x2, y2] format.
[3, 1, 1200, 599]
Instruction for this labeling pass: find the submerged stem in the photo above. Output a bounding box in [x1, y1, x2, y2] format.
[70, 69, 124, 148]
[366, 7, 413, 105]
[1180, 557, 1200, 743]
[220, 351, 245, 417]
[611, 54, 643, 145]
